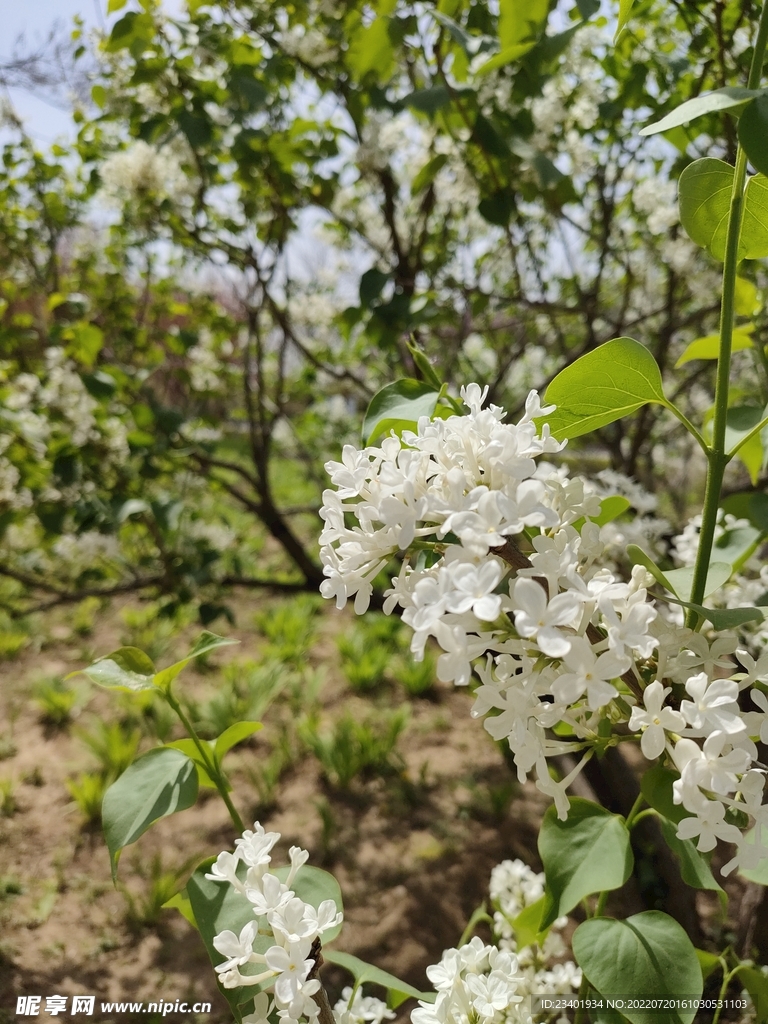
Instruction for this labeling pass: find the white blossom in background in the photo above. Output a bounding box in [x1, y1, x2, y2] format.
[319, 384, 768, 874]
[334, 987, 394, 1024]
[100, 140, 187, 202]
[413, 860, 580, 1024]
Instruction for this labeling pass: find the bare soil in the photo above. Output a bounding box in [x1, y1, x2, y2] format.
[0, 593, 545, 1024]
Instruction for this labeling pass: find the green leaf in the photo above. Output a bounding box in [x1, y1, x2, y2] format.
[214, 721, 262, 762]
[626, 545, 675, 593]
[712, 523, 762, 569]
[538, 798, 633, 929]
[411, 154, 449, 195]
[640, 88, 761, 137]
[658, 818, 722, 892]
[724, 404, 768, 484]
[164, 739, 218, 789]
[347, 11, 395, 83]
[473, 42, 536, 76]
[740, 95, 768, 176]
[628, 546, 732, 601]
[323, 950, 433, 1008]
[498, 0, 547, 48]
[735, 276, 761, 316]
[107, 0, 128, 10]
[592, 495, 631, 526]
[678, 159, 768, 261]
[663, 561, 731, 602]
[510, 895, 548, 950]
[360, 268, 389, 307]
[187, 860, 343, 1009]
[162, 888, 198, 928]
[405, 86, 451, 115]
[153, 632, 239, 691]
[362, 379, 441, 445]
[430, 11, 485, 57]
[572, 912, 703, 1024]
[681, 602, 765, 631]
[722, 491, 768, 533]
[76, 647, 156, 692]
[541, 338, 666, 441]
[641, 764, 687, 825]
[102, 747, 198, 882]
[675, 326, 754, 366]
[68, 323, 104, 368]
[735, 965, 768, 1024]
[615, 0, 635, 41]
[695, 948, 722, 982]
[407, 342, 443, 390]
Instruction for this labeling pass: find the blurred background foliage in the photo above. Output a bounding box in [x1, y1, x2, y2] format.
[0, 0, 765, 623]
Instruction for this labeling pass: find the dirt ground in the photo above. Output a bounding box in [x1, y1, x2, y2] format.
[0, 592, 763, 1024]
[0, 592, 549, 1023]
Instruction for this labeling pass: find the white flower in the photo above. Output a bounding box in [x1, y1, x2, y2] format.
[512, 578, 582, 657]
[675, 799, 742, 852]
[213, 921, 259, 974]
[628, 682, 685, 759]
[247, 872, 294, 915]
[680, 673, 744, 735]
[265, 941, 317, 1006]
[551, 636, 628, 709]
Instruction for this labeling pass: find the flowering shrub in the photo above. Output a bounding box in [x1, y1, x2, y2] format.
[319, 380, 768, 876]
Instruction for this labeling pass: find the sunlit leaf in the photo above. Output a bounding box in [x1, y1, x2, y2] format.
[541, 338, 666, 441]
[362, 379, 441, 445]
[103, 747, 198, 881]
[640, 88, 761, 136]
[675, 326, 754, 367]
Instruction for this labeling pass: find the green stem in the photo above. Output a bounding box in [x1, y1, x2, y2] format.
[574, 972, 591, 1024]
[712, 967, 739, 1024]
[627, 807, 658, 828]
[623, 792, 646, 830]
[165, 689, 246, 834]
[663, 400, 708, 454]
[686, 3, 768, 625]
[457, 903, 494, 947]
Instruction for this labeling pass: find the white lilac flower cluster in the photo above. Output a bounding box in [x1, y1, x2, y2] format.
[319, 385, 768, 875]
[489, 859, 580, 1006]
[411, 937, 529, 1024]
[206, 822, 342, 1021]
[0, 347, 129, 512]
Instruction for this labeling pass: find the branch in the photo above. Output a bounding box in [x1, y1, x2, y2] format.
[0, 569, 166, 615]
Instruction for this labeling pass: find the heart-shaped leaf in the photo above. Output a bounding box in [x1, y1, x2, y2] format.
[573, 912, 702, 1024]
[538, 798, 633, 928]
[362, 379, 441, 445]
[102, 747, 198, 881]
[541, 338, 666, 441]
[678, 158, 768, 260]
